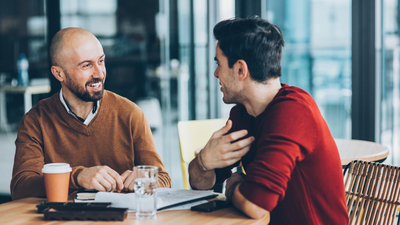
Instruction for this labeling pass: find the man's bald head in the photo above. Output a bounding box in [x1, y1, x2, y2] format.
[49, 28, 100, 67]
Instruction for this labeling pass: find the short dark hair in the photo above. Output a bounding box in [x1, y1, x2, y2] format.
[213, 16, 284, 82]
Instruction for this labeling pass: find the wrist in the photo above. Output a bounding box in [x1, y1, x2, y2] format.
[73, 166, 85, 189]
[197, 150, 211, 171]
[76, 171, 83, 187]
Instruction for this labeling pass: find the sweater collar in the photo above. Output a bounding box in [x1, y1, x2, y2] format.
[59, 89, 99, 125]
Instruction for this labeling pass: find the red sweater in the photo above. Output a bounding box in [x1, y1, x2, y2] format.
[216, 84, 348, 225]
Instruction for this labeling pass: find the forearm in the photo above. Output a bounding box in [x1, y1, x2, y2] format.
[231, 184, 270, 221]
[188, 154, 216, 190]
[11, 174, 46, 200]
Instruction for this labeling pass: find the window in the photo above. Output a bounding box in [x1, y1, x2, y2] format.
[381, 0, 400, 165]
[265, 0, 352, 139]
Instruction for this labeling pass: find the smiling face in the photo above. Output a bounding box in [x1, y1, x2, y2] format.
[56, 29, 106, 102]
[214, 43, 241, 104]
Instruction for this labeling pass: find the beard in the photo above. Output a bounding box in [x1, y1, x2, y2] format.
[221, 81, 241, 104]
[222, 90, 235, 104]
[64, 70, 104, 102]
[222, 93, 238, 104]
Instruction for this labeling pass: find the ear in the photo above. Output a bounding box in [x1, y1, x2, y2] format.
[235, 59, 249, 81]
[51, 66, 64, 82]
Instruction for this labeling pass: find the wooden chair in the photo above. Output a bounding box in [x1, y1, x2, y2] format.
[343, 160, 400, 225]
[335, 139, 390, 166]
[178, 118, 227, 189]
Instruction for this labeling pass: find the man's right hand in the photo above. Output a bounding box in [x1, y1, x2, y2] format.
[77, 166, 124, 192]
[200, 120, 254, 170]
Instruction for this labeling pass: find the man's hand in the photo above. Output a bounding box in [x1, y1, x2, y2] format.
[120, 170, 138, 192]
[201, 120, 254, 170]
[77, 166, 124, 192]
[225, 172, 245, 201]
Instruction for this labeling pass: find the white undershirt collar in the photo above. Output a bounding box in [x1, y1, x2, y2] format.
[59, 89, 99, 125]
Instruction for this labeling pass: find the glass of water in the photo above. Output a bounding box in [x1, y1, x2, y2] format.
[133, 165, 158, 219]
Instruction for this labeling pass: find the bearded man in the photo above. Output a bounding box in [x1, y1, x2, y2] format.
[11, 28, 170, 200]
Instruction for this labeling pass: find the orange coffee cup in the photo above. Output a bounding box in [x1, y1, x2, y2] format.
[42, 163, 72, 202]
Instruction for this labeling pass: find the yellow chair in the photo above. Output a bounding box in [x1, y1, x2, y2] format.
[178, 118, 227, 189]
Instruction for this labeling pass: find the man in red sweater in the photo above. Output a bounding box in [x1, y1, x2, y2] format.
[189, 17, 348, 224]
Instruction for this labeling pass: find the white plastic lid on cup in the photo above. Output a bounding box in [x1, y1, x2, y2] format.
[42, 163, 72, 174]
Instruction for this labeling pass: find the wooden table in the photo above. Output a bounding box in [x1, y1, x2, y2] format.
[0, 198, 268, 225]
[335, 138, 390, 166]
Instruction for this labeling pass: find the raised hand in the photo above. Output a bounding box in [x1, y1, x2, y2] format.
[200, 120, 255, 170]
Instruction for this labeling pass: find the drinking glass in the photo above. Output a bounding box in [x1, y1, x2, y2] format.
[133, 165, 158, 219]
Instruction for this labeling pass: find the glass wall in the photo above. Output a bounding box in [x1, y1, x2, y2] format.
[0, 0, 48, 199]
[193, 0, 209, 120]
[265, 0, 352, 139]
[177, 0, 235, 121]
[381, 0, 400, 165]
[0, 0, 49, 125]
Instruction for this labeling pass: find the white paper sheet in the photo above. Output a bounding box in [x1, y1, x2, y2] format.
[93, 188, 216, 212]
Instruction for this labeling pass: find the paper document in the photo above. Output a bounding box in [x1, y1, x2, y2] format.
[94, 188, 217, 212]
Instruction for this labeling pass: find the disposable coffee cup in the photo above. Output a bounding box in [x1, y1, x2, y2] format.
[42, 163, 72, 202]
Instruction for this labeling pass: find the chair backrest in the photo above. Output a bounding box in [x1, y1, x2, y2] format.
[178, 118, 227, 189]
[343, 160, 400, 225]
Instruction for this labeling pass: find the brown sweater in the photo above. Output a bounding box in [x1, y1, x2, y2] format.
[11, 90, 171, 200]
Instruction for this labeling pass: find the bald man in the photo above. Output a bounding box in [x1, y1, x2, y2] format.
[10, 28, 171, 200]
